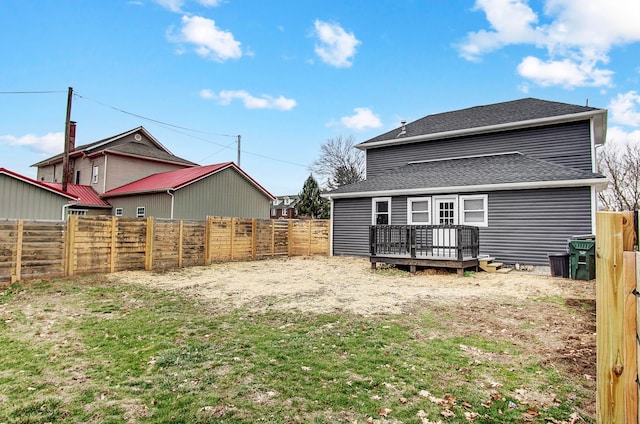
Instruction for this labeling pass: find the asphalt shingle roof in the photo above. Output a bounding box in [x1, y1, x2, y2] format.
[326, 153, 606, 196]
[360, 98, 602, 146]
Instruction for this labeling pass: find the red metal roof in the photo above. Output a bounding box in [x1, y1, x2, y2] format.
[43, 182, 111, 207]
[102, 162, 274, 199]
[0, 168, 77, 200]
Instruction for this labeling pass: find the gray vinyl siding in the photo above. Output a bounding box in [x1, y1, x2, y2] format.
[107, 193, 172, 218]
[332, 198, 371, 256]
[173, 168, 270, 220]
[480, 187, 592, 265]
[331, 187, 593, 265]
[366, 121, 593, 177]
[0, 174, 69, 220]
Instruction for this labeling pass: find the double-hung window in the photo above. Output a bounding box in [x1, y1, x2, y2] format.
[407, 197, 432, 224]
[372, 197, 391, 225]
[92, 165, 99, 184]
[459, 194, 488, 227]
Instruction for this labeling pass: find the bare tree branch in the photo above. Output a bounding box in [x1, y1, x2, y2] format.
[310, 135, 365, 189]
[597, 142, 640, 211]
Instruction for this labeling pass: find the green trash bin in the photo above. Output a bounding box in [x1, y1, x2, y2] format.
[569, 239, 596, 280]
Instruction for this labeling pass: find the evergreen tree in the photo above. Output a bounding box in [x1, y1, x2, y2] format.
[297, 175, 330, 219]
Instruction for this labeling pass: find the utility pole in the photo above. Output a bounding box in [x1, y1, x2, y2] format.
[237, 134, 241, 167]
[62, 87, 73, 192]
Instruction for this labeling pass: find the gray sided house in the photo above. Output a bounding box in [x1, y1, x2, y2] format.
[324, 98, 609, 266]
[0, 168, 77, 220]
[102, 162, 275, 220]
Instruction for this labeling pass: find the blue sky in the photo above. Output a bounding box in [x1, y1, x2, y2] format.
[1, 0, 640, 196]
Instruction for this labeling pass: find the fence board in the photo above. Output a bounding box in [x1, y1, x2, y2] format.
[0, 216, 329, 284]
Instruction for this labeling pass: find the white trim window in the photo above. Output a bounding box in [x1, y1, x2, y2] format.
[136, 206, 146, 218]
[68, 209, 87, 216]
[459, 194, 488, 227]
[372, 197, 391, 225]
[115, 208, 124, 217]
[92, 165, 99, 184]
[407, 197, 432, 224]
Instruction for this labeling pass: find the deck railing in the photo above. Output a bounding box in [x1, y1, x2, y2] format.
[369, 224, 480, 261]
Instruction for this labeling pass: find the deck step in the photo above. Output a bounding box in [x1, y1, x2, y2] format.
[496, 267, 512, 274]
[479, 260, 503, 273]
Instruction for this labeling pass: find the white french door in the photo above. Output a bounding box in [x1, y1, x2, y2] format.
[432, 196, 458, 257]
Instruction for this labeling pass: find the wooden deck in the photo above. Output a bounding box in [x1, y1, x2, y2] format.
[369, 224, 480, 275]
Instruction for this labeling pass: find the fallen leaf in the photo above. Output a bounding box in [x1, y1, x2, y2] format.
[462, 401, 472, 409]
[378, 408, 392, 417]
[399, 397, 408, 404]
[464, 411, 479, 421]
[440, 409, 455, 418]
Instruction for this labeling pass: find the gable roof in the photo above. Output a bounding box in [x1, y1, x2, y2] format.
[42, 182, 111, 207]
[0, 168, 78, 200]
[102, 162, 275, 199]
[31, 126, 197, 167]
[324, 153, 608, 199]
[358, 98, 607, 149]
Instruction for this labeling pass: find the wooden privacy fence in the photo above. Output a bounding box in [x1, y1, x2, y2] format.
[596, 211, 639, 423]
[0, 215, 330, 284]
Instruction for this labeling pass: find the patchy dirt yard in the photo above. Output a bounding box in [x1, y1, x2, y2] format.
[111, 255, 596, 415]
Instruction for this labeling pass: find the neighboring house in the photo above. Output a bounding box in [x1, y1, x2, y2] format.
[42, 182, 112, 216]
[0, 168, 77, 220]
[270, 195, 299, 219]
[324, 98, 609, 266]
[102, 162, 275, 220]
[32, 126, 197, 194]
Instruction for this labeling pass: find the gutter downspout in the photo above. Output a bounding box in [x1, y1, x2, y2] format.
[167, 190, 175, 219]
[62, 203, 72, 221]
[102, 154, 108, 194]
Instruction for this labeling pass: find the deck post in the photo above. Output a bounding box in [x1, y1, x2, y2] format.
[410, 226, 416, 258]
[457, 228, 463, 261]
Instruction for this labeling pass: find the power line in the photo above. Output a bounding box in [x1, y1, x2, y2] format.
[0, 90, 66, 94]
[74, 92, 237, 138]
[74, 91, 309, 169]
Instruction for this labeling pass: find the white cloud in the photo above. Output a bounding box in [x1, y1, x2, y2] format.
[313, 20, 361, 68]
[201, 89, 297, 110]
[155, 0, 184, 12]
[199, 88, 215, 99]
[340, 108, 383, 130]
[169, 15, 242, 62]
[458, 0, 640, 88]
[608, 91, 640, 127]
[0, 132, 63, 155]
[517, 56, 614, 88]
[605, 126, 640, 149]
[155, 0, 222, 12]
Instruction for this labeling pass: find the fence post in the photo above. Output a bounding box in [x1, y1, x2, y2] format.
[288, 220, 294, 257]
[11, 219, 24, 284]
[204, 216, 212, 265]
[271, 220, 275, 257]
[230, 218, 235, 260]
[109, 217, 117, 274]
[178, 220, 184, 268]
[623, 251, 638, 422]
[636, 251, 640, 423]
[145, 216, 154, 271]
[251, 219, 257, 259]
[596, 212, 625, 423]
[65, 215, 77, 277]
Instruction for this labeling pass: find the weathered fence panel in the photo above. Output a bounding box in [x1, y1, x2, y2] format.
[0, 216, 330, 284]
[0, 219, 67, 283]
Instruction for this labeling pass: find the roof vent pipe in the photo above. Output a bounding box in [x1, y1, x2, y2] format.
[397, 120, 407, 138]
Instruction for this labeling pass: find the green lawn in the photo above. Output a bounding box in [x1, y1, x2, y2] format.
[0, 274, 593, 423]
